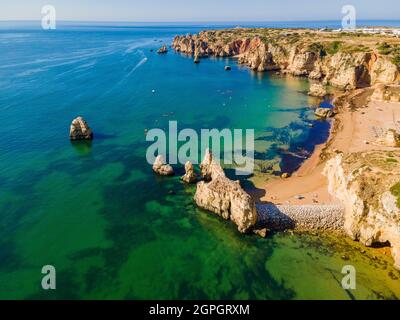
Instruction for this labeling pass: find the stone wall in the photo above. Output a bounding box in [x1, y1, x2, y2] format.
[256, 204, 344, 231]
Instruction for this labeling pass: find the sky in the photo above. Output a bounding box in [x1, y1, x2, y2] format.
[0, 0, 399, 22]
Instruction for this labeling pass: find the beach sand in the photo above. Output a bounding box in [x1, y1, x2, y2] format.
[255, 98, 400, 205]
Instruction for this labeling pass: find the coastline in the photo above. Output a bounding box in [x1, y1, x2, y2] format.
[250, 93, 338, 206]
[255, 88, 400, 205]
[170, 28, 400, 269]
[171, 28, 400, 207]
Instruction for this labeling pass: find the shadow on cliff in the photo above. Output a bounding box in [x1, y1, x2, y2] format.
[244, 177, 297, 231]
[224, 169, 297, 231]
[224, 168, 271, 205]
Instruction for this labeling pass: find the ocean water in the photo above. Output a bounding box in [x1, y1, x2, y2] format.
[0, 22, 399, 300]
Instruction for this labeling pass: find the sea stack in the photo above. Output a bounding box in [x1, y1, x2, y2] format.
[152, 155, 174, 176]
[194, 47, 200, 63]
[182, 161, 197, 183]
[194, 150, 257, 233]
[157, 45, 168, 54]
[69, 117, 93, 141]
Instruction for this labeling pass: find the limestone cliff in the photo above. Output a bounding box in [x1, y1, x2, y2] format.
[371, 84, 400, 102]
[172, 30, 400, 90]
[323, 152, 400, 269]
[173, 29, 400, 266]
[194, 150, 258, 233]
[308, 83, 327, 97]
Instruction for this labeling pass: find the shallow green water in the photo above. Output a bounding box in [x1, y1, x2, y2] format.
[0, 23, 399, 300]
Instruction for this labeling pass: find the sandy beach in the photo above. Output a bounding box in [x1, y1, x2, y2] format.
[257, 92, 400, 205]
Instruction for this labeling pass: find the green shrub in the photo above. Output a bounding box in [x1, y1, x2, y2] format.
[340, 44, 370, 53]
[287, 36, 300, 44]
[390, 182, 400, 208]
[377, 42, 392, 55]
[392, 55, 400, 66]
[325, 41, 342, 54]
[392, 46, 400, 55]
[308, 42, 327, 57]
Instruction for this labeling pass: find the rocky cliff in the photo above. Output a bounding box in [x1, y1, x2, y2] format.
[323, 152, 400, 269]
[371, 84, 400, 102]
[194, 150, 258, 233]
[172, 30, 400, 90]
[173, 29, 400, 267]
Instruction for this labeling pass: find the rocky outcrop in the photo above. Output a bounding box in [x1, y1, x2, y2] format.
[308, 83, 327, 97]
[194, 150, 257, 233]
[69, 117, 93, 141]
[157, 45, 168, 54]
[199, 149, 224, 180]
[376, 129, 400, 147]
[315, 107, 334, 119]
[323, 152, 400, 269]
[152, 155, 174, 176]
[371, 84, 400, 102]
[172, 30, 400, 90]
[370, 55, 400, 85]
[323, 52, 372, 89]
[286, 49, 318, 76]
[193, 46, 200, 63]
[238, 38, 280, 71]
[182, 161, 196, 183]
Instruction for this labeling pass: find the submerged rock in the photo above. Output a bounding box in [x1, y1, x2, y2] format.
[194, 150, 257, 233]
[315, 107, 334, 119]
[182, 161, 197, 183]
[157, 45, 168, 54]
[152, 155, 174, 176]
[254, 228, 269, 238]
[69, 117, 93, 141]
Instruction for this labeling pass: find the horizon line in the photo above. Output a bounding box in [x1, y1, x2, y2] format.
[1, 18, 399, 23]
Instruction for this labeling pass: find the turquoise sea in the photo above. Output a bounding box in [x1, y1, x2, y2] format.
[0, 21, 400, 300]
